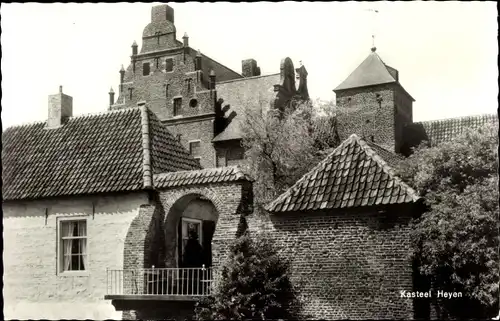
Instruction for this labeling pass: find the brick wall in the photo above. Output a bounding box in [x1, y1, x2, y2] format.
[165, 117, 216, 168]
[258, 206, 415, 320]
[157, 181, 253, 271]
[336, 83, 398, 153]
[3, 192, 149, 320]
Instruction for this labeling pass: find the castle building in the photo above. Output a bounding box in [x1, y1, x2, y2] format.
[2, 4, 497, 321]
[110, 5, 307, 169]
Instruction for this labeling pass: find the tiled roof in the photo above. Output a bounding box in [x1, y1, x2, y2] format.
[147, 108, 202, 173]
[213, 73, 280, 142]
[334, 50, 397, 91]
[2, 106, 200, 201]
[154, 165, 250, 188]
[365, 140, 404, 168]
[403, 114, 498, 148]
[266, 134, 420, 213]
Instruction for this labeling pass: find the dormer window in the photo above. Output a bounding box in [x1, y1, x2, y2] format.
[143, 63, 150, 76]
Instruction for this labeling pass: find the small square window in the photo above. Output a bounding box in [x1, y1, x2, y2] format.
[143, 63, 150, 76]
[226, 147, 244, 166]
[173, 98, 182, 116]
[165, 58, 174, 72]
[58, 219, 88, 273]
[189, 141, 201, 159]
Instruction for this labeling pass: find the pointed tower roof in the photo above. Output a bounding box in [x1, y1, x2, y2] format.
[334, 48, 397, 91]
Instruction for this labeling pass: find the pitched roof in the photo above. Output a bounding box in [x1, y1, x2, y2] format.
[2, 106, 200, 201]
[154, 165, 251, 188]
[334, 50, 397, 91]
[266, 134, 420, 213]
[403, 114, 498, 148]
[213, 73, 280, 142]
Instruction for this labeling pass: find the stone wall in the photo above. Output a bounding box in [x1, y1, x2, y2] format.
[3, 192, 149, 320]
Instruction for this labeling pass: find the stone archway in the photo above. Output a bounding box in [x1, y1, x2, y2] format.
[161, 191, 221, 269]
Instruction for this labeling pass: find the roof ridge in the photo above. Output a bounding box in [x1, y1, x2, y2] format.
[216, 72, 280, 85]
[2, 120, 46, 131]
[265, 134, 358, 211]
[412, 113, 498, 124]
[140, 105, 153, 189]
[2, 107, 141, 133]
[154, 165, 240, 178]
[354, 136, 420, 202]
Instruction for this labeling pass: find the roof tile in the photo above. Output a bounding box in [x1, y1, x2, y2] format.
[2, 107, 200, 201]
[266, 134, 420, 213]
[153, 166, 251, 189]
[403, 114, 498, 148]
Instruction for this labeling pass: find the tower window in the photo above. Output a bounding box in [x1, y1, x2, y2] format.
[173, 98, 182, 116]
[143, 63, 150, 76]
[189, 98, 198, 108]
[189, 141, 201, 159]
[166, 58, 174, 72]
[155, 58, 160, 70]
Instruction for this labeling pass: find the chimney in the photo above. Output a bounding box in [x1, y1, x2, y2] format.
[132, 41, 138, 56]
[109, 87, 115, 107]
[195, 49, 202, 71]
[209, 70, 216, 90]
[152, 4, 174, 23]
[183, 32, 189, 47]
[242, 59, 261, 77]
[47, 86, 73, 128]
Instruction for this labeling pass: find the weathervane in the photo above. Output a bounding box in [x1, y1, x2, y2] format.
[365, 8, 379, 51]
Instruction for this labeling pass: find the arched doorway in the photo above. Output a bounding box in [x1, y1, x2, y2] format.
[161, 193, 220, 296]
[174, 195, 218, 269]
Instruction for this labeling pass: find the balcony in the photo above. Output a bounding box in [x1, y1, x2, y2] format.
[105, 266, 214, 302]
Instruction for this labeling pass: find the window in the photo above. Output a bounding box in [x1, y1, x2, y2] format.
[173, 98, 182, 116]
[189, 141, 201, 159]
[189, 98, 198, 108]
[226, 147, 244, 166]
[143, 62, 150, 76]
[165, 84, 170, 98]
[181, 218, 202, 255]
[165, 58, 173, 72]
[216, 150, 225, 167]
[58, 218, 87, 273]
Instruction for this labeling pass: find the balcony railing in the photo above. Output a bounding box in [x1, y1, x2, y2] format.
[106, 266, 213, 297]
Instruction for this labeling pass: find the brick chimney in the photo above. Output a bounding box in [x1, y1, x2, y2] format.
[152, 4, 174, 23]
[47, 86, 73, 128]
[242, 59, 261, 77]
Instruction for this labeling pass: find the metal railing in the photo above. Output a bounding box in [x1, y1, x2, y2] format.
[106, 266, 213, 296]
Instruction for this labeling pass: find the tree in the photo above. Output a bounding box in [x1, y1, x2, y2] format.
[397, 123, 499, 319]
[194, 231, 301, 320]
[240, 97, 338, 207]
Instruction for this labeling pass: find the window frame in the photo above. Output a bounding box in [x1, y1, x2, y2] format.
[56, 216, 89, 276]
[189, 140, 202, 160]
[180, 217, 203, 259]
[143, 62, 151, 76]
[165, 58, 174, 73]
[173, 97, 182, 117]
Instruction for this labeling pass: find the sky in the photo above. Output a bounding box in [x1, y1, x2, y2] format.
[1, 2, 498, 129]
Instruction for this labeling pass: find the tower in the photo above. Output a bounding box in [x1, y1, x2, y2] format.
[333, 47, 415, 154]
